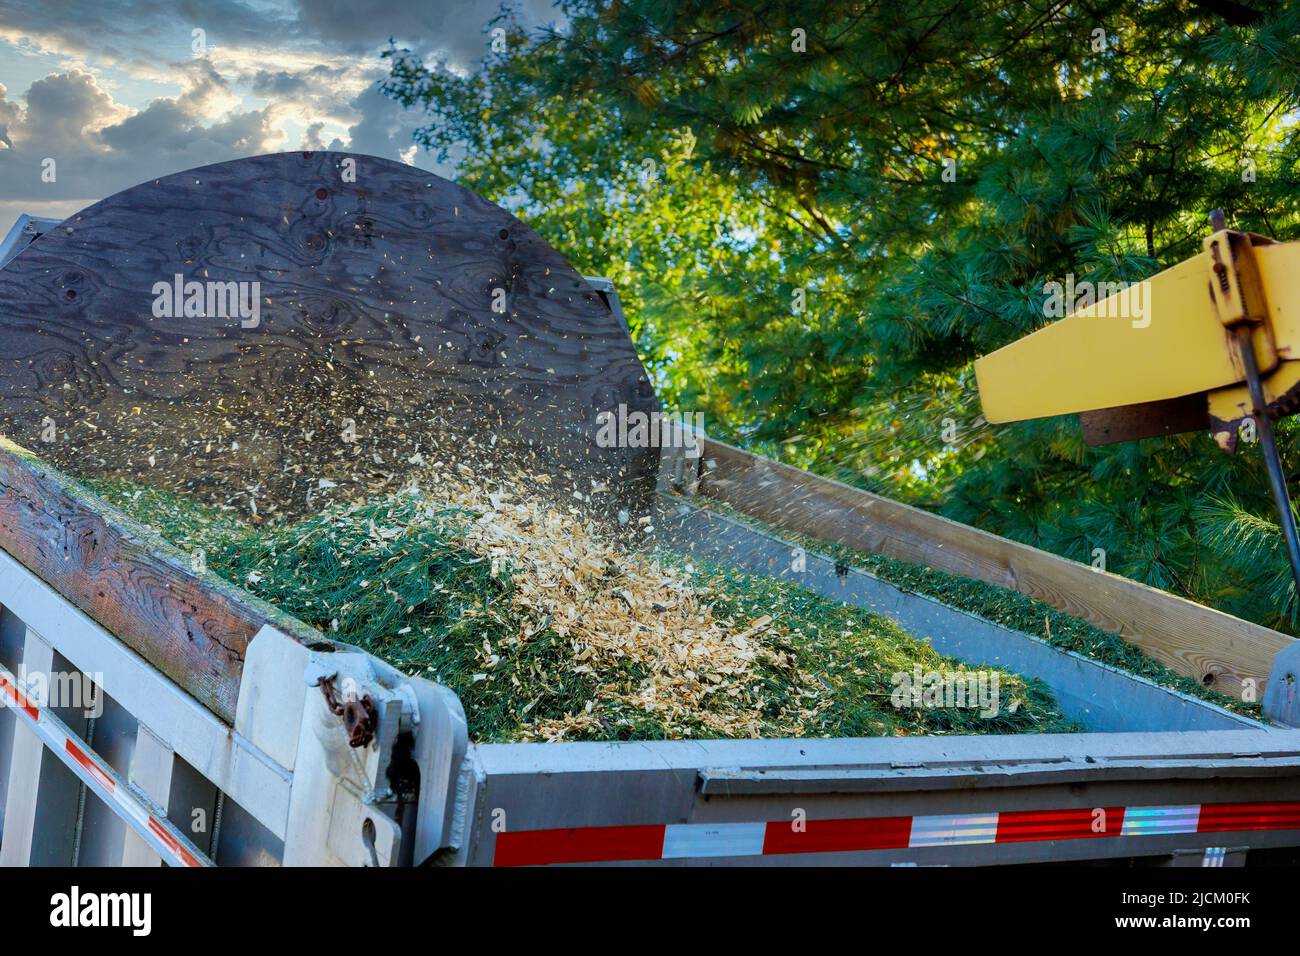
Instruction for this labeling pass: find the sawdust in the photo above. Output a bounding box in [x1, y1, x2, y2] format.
[420, 468, 804, 740]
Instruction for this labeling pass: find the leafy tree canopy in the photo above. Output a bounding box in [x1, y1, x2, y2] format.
[384, 0, 1300, 630]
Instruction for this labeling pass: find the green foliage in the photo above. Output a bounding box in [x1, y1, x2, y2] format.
[383, 1, 1300, 629]
[692, 564, 1077, 737]
[1196, 490, 1300, 625]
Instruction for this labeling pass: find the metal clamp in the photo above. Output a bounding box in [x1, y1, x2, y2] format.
[319, 676, 378, 749]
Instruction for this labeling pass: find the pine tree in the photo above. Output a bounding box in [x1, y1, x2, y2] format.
[384, 0, 1300, 630]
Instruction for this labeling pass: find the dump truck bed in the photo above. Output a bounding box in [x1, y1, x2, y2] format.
[2, 152, 1299, 867]
[2, 434, 1299, 867]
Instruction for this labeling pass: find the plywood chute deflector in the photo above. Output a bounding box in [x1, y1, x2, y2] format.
[0, 151, 660, 521]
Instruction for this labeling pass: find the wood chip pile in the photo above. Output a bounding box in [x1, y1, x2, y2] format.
[88, 467, 1077, 742]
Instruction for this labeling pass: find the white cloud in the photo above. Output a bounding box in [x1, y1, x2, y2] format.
[0, 0, 558, 236]
[0, 66, 283, 207]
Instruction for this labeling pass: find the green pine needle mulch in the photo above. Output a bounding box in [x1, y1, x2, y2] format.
[86, 477, 1081, 742]
[692, 498, 1259, 718]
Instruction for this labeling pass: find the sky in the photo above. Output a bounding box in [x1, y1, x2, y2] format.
[0, 0, 558, 236]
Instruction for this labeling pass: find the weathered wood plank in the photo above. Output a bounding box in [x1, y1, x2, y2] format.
[0, 436, 327, 722]
[0, 151, 658, 521]
[698, 437, 1293, 699]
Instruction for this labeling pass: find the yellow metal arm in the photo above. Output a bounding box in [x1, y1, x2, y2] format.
[974, 238, 1300, 445]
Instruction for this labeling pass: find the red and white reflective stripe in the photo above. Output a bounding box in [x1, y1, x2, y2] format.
[492, 799, 1300, 867]
[908, 813, 999, 847]
[0, 670, 38, 720]
[1120, 804, 1200, 836]
[0, 662, 213, 868]
[662, 822, 765, 859]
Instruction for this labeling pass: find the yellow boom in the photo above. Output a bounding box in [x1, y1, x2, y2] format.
[974, 232, 1300, 450]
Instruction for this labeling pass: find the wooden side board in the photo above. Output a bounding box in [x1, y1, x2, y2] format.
[0, 436, 326, 723]
[697, 437, 1293, 700]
